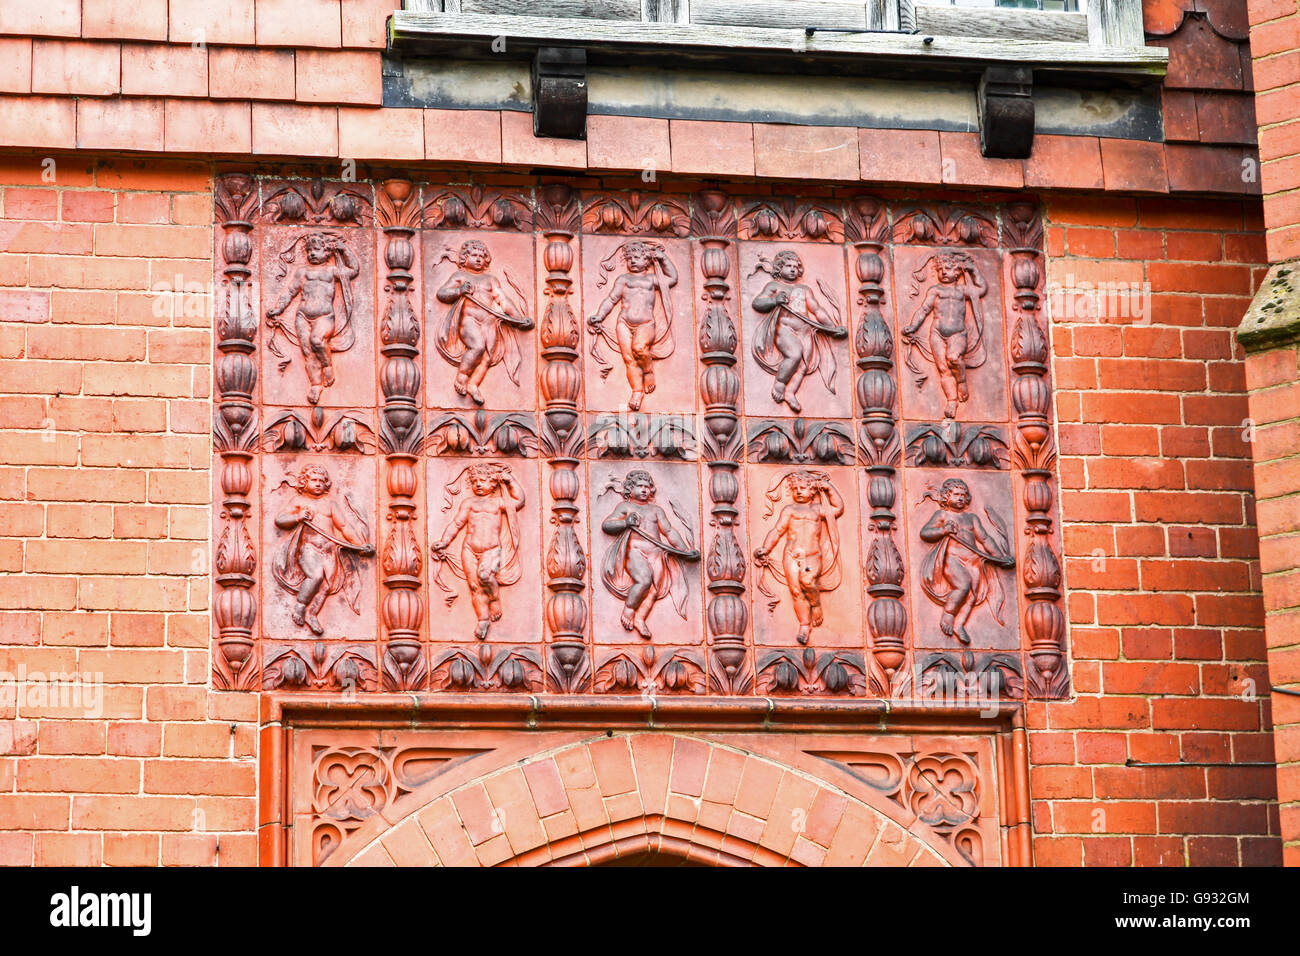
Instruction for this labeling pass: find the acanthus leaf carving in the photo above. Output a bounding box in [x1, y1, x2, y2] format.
[589, 412, 696, 461]
[423, 184, 532, 232]
[262, 179, 373, 227]
[583, 191, 691, 237]
[428, 410, 538, 458]
[739, 197, 844, 242]
[747, 418, 855, 466]
[756, 647, 867, 696]
[593, 648, 707, 695]
[431, 646, 544, 692]
[892, 206, 997, 247]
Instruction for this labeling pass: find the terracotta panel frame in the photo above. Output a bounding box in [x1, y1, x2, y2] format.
[213, 175, 1067, 706]
[258, 694, 1033, 867]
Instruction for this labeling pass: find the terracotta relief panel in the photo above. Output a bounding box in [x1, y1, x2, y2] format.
[581, 234, 696, 415]
[213, 177, 1067, 702]
[426, 456, 543, 645]
[423, 229, 537, 412]
[737, 241, 852, 421]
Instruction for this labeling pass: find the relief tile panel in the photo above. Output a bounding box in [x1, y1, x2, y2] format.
[213, 177, 1067, 700]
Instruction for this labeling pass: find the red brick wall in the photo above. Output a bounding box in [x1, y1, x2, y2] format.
[1250, 0, 1300, 259]
[1246, 0, 1300, 866]
[0, 0, 1282, 866]
[1032, 194, 1280, 866]
[0, 156, 257, 866]
[1242, 344, 1300, 864]
[0, 157, 1278, 864]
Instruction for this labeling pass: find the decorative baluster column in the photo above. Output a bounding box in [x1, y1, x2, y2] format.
[377, 180, 427, 691]
[212, 174, 260, 691]
[1005, 202, 1068, 699]
[848, 198, 907, 697]
[695, 191, 750, 693]
[537, 186, 590, 692]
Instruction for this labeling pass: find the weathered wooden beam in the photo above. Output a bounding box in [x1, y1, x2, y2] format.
[389, 12, 1169, 76]
[532, 46, 588, 139]
[643, 0, 689, 23]
[978, 65, 1034, 158]
[1088, 0, 1144, 47]
[463, 0, 642, 19]
[689, 0, 867, 30]
[915, 5, 1088, 43]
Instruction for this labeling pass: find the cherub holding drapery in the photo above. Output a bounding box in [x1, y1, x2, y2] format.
[753, 470, 844, 646]
[750, 249, 848, 415]
[265, 232, 360, 406]
[434, 239, 534, 407]
[916, 478, 1015, 646]
[588, 241, 679, 411]
[430, 463, 525, 641]
[273, 465, 374, 635]
[902, 252, 989, 419]
[598, 470, 700, 640]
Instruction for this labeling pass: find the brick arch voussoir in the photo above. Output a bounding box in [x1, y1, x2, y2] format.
[336, 733, 952, 868]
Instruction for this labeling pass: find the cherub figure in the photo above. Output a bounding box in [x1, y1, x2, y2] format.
[588, 241, 678, 411]
[902, 252, 989, 419]
[265, 232, 360, 405]
[599, 470, 700, 640]
[917, 478, 1015, 645]
[750, 249, 848, 415]
[430, 463, 525, 640]
[754, 470, 844, 645]
[273, 465, 374, 635]
[434, 239, 534, 407]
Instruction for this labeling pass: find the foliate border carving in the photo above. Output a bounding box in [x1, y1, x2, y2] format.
[537, 185, 591, 693]
[213, 174, 261, 691]
[1004, 201, 1067, 699]
[377, 180, 428, 692]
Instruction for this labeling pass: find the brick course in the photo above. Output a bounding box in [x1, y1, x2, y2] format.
[0, 156, 256, 866]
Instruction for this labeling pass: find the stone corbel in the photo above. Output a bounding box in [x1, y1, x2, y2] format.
[978, 66, 1034, 160]
[532, 46, 588, 140]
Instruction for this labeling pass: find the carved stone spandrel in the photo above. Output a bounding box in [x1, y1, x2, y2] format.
[738, 242, 852, 421]
[261, 454, 378, 643]
[748, 464, 862, 649]
[424, 229, 537, 412]
[581, 234, 696, 415]
[904, 468, 1019, 651]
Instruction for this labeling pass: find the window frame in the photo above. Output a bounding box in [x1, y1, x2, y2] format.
[403, 0, 1142, 48]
